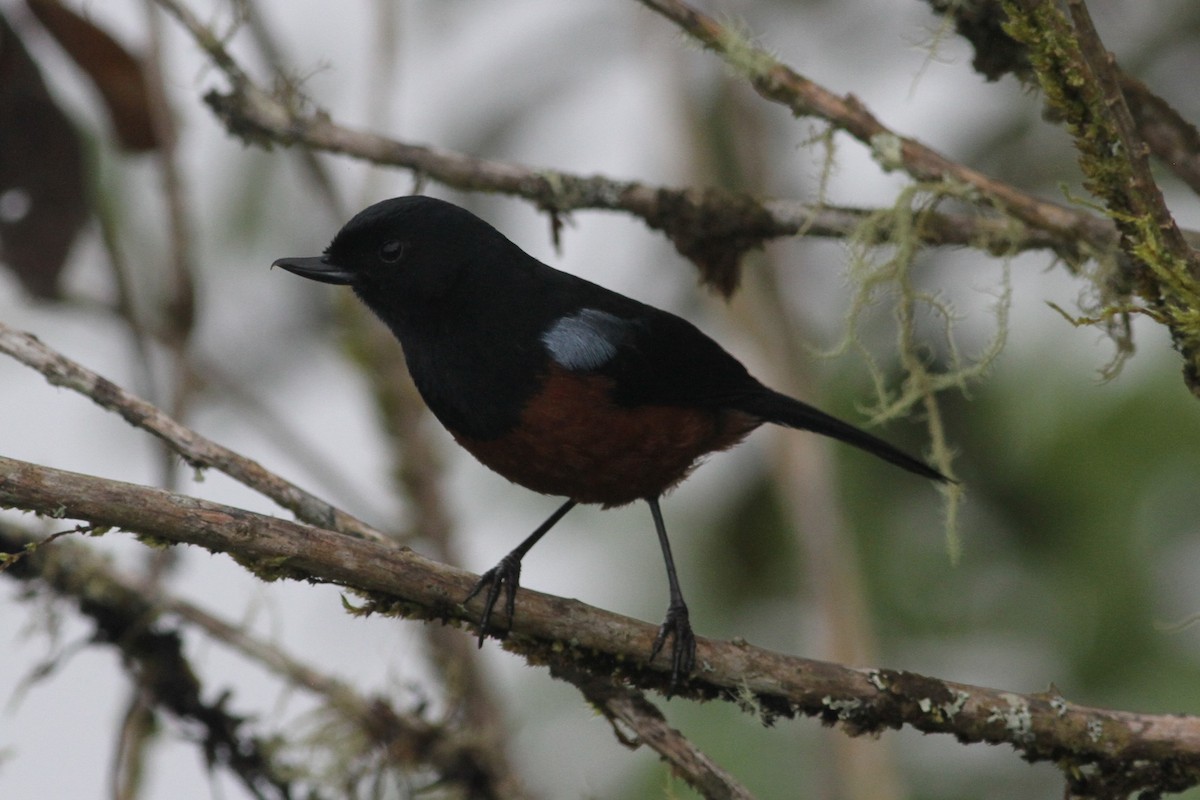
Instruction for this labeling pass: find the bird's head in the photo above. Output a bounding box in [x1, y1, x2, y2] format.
[273, 195, 515, 309]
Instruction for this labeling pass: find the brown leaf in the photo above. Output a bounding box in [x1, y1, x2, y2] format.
[26, 0, 162, 152]
[0, 13, 90, 300]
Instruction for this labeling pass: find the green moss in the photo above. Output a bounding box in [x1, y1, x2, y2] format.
[1002, 1, 1200, 389]
[229, 551, 312, 583]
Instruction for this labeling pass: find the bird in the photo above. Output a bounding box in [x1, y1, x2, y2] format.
[273, 195, 948, 690]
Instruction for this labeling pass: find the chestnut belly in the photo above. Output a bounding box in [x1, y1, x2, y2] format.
[453, 369, 759, 507]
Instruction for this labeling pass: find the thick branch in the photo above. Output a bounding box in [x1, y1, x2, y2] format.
[3, 455, 1200, 796]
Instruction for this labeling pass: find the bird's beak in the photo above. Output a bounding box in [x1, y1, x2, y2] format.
[272, 256, 355, 285]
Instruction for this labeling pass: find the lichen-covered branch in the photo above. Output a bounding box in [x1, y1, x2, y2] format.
[640, 0, 1200, 396]
[3, 454, 1200, 796]
[1001, 0, 1200, 393]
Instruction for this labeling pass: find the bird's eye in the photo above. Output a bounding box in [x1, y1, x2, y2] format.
[379, 240, 406, 263]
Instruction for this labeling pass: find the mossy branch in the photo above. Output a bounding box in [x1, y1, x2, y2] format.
[1001, 0, 1200, 394]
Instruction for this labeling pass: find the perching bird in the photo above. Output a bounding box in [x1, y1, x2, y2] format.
[274, 195, 947, 689]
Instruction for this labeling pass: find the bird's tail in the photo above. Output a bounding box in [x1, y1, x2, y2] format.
[733, 388, 950, 483]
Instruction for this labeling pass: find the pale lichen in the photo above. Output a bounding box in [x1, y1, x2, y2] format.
[829, 180, 1016, 561]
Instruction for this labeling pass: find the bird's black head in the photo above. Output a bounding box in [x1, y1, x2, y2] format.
[273, 195, 519, 312]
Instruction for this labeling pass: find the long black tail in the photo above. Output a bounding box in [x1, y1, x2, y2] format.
[734, 388, 950, 483]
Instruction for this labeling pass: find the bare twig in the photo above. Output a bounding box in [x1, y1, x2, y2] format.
[1121, 74, 1200, 196]
[0, 321, 389, 543]
[235, 0, 346, 221]
[558, 664, 756, 800]
[2, 454, 1199, 797]
[142, 0, 196, 360]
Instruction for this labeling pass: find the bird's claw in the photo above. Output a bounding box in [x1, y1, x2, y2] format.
[649, 602, 696, 693]
[464, 554, 523, 646]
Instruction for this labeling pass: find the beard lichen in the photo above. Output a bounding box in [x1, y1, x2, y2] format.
[832, 181, 1016, 561]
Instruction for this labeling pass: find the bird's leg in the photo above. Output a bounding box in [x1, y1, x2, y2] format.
[465, 498, 576, 645]
[646, 497, 696, 692]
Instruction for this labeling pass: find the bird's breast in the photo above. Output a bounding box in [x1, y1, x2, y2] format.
[452, 364, 760, 507]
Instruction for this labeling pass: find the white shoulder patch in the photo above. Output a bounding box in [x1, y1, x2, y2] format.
[541, 308, 630, 371]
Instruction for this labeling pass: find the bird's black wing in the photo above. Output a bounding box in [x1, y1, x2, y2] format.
[535, 281, 764, 410]
[536, 278, 947, 483]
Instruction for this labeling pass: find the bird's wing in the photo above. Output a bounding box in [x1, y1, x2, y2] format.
[539, 303, 761, 409]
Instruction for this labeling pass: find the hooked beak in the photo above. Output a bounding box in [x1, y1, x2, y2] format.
[272, 256, 355, 286]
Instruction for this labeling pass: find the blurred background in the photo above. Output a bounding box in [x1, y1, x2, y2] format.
[3, 0, 1200, 797]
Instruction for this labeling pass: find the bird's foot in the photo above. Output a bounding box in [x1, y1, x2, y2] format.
[649, 601, 696, 693]
[464, 554, 523, 646]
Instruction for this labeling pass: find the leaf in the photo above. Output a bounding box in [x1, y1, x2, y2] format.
[26, 0, 162, 152]
[0, 12, 89, 300]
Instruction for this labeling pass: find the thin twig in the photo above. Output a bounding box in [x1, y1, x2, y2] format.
[236, 0, 347, 222]
[1121, 73, 1200, 196]
[558, 664, 756, 800]
[0, 321, 389, 544]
